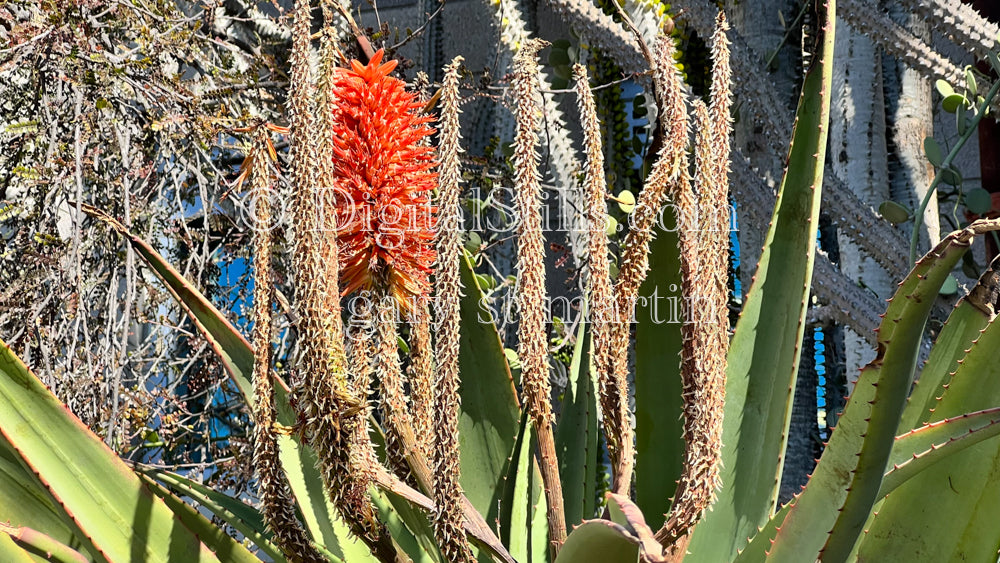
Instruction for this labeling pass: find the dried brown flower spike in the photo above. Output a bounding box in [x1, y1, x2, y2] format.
[431, 55, 475, 563]
[287, 1, 392, 560]
[511, 37, 568, 555]
[248, 125, 325, 563]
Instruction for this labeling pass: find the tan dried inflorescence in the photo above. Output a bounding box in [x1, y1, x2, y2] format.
[603, 31, 690, 497]
[287, 1, 391, 559]
[407, 302, 435, 460]
[510, 38, 568, 553]
[573, 61, 630, 498]
[430, 55, 474, 563]
[659, 12, 732, 549]
[375, 294, 418, 481]
[248, 125, 326, 563]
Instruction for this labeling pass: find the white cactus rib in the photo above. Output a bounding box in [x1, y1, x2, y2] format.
[897, 0, 998, 61]
[493, 0, 588, 267]
[545, 0, 647, 76]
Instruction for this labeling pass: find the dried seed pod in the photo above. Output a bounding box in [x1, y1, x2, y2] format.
[573, 62, 629, 497]
[660, 12, 732, 549]
[607, 32, 690, 496]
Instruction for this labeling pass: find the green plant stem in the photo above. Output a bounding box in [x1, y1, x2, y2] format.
[910, 78, 1000, 266]
[764, 2, 810, 70]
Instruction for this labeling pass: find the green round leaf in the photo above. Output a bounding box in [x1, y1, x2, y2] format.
[605, 215, 619, 237]
[939, 167, 963, 187]
[965, 68, 978, 97]
[879, 200, 911, 225]
[617, 190, 636, 213]
[551, 39, 572, 50]
[965, 187, 993, 215]
[609, 261, 619, 279]
[942, 93, 968, 113]
[464, 231, 483, 253]
[923, 137, 944, 168]
[935, 79, 955, 98]
[476, 273, 496, 291]
[956, 108, 969, 135]
[939, 274, 959, 296]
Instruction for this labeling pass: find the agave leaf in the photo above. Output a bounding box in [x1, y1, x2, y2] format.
[134, 465, 284, 561]
[764, 222, 997, 563]
[506, 414, 549, 563]
[138, 475, 266, 563]
[855, 313, 1000, 561]
[0, 532, 35, 563]
[899, 272, 996, 430]
[686, 2, 836, 559]
[0, 340, 220, 563]
[555, 308, 600, 526]
[458, 251, 521, 520]
[634, 223, 684, 530]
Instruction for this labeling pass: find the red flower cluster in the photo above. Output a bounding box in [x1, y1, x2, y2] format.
[330, 50, 437, 310]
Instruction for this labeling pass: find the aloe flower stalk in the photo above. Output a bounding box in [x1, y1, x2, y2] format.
[431, 55, 475, 563]
[511, 38, 568, 554]
[248, 125, 324, 563]
[329, 50, 437, 312]
[287, 2, 392, 559]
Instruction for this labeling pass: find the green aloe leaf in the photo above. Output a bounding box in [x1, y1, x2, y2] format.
[855, 310, 1000, 561]
[370, 489, 441, 563]
[899, 263, 998, 430]
[506, 414, 549, 563]
[138, 475, 265, 563]
[458, 251, 521, 520]
[739, 407, 1000, 562]
[881, 407, 1000, 494]
[686, 2, 836, 559]
[0, 524, 89, 563]
[0, 437, 90, 559]
[634, 222, 684, 531]
[555, 495, 661, 563]
[0, 532, 35, 563]
[554, 520, 641, 563]
[0, 340, 220, 563]
[733, 502, 795, 563]
[764, 222, 997, 563]
[556, 308, 600, 526]
[135, 465, 284, 561]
